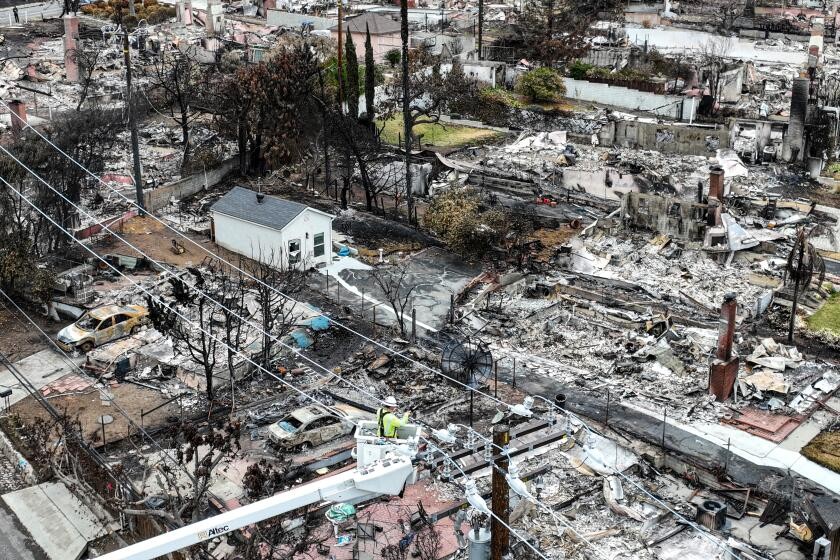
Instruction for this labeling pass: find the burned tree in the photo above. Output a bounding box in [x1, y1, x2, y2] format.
[217, 267, 248, 409]
[0, 104, 122, 253]
[147, 272, 222, 403]
[120, 420, 242, 526]
[210, 42, 320, 173]
[68, 39, 104, 110]
[322, 105, 385, 211]
[399, 0, 413, 222]
[380, 46, 452, 219]
[698, 36, 734, 116]
[785, 227, 825, 342]
[369, 261, 416, 338]
[243, 248, 306, 370]
[145, 46, 206, 168]
[518, 0, 622, 64]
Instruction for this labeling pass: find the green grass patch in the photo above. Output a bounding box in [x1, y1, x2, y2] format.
[378, 115, 500, 148]
[806, 292, 840, 335]
[825, 162, 840, 180]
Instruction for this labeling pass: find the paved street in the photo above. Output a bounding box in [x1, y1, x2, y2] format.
[0, 1, 62, 25]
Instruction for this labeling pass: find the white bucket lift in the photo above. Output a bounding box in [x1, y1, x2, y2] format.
[96, 423, 424, 560]
[354, 420, 422, 469]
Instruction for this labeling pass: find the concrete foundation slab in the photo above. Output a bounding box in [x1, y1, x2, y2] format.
[0, 349, 81, 406]
[0, 501, 46, 560]
[2, 482, 109, 560]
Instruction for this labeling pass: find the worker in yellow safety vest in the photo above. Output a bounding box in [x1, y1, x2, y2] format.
[376, 396, 409, 438]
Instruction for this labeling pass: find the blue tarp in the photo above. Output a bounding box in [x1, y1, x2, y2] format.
[309, 315, 330, 331]
[290, 329, 314, 348]
[338, 246, 351, 257]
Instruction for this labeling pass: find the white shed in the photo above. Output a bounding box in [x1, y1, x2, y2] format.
[210, 186, 335, 269]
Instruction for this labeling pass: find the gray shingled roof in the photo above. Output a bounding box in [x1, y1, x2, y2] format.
[210, 186, 309, 231]
[331, 12, 401, 35]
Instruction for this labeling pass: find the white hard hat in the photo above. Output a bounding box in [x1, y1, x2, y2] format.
[383, 396, 398, 407]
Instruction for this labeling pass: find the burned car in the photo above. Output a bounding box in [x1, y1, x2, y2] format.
[267, 406, 354, 451]
[57, 304, 148, 353]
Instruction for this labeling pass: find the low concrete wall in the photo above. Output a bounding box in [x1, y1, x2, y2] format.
[73, 210, 138, 240]
[0, 428, 37, 485]
[600, 119, 731, 156]
[144, 156, 239, 212]
[562, 77, 696, 121]
[266, 9, 335, 29]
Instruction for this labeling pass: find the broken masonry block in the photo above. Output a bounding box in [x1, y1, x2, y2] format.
[710, 357, 739, 402]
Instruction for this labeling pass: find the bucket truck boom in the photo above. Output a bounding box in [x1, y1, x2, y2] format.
[98, 421, 422, 560]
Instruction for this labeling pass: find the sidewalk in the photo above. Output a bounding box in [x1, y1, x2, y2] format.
[622, 400, 840, 494]
[501, 371, 840, 496]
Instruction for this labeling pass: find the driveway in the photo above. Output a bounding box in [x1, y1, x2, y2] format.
[320, 247, 481, 334]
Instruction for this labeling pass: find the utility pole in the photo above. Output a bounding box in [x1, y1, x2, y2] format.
[400, 0, 413, 225]
[122, 28, 145, 215]
[336, 0, 343, 112]
[477, 0, 484, 60]
[491, 424, 510, 560]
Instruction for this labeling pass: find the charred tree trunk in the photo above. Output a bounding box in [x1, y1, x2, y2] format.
[237, 119, 248, 175]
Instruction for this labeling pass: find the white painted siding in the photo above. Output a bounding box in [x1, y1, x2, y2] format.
[211, 209, 333, 270]
[282, 210, 334, 268]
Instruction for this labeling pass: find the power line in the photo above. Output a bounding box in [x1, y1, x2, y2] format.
[0, 348, 136, 495]
[0, 135, 738, 557]
[451, 423, 610, 560]
[0, 99, 520, 411]
[424, 441, 551, 560]
[0, 173, 551, 556]
[0, 146, 682, 558]
[0, 287, 199, 486]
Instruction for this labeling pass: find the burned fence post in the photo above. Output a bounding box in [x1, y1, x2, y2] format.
[512, 357, 516, 389]
[411, 308, 416, 343]
[606, 389, 610, 427]
[493, 360, 498, 398]
[449, 294, 455, 324]
[724, 437, 731, 475]
[661, 408, 667, 451]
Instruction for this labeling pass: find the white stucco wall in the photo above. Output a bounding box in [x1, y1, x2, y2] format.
[211, 209, 333, 269]
[562, 77, 697, 122]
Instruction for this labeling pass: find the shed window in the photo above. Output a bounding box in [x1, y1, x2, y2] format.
[289, 239, 301, 264]
[314, 233, 325, 257]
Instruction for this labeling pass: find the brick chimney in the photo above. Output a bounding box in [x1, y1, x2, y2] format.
[709, 293, 739, 402]
[63, 15, 80, 82]
[9, 100, 26, 136]
[708, 165, 724, 201]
